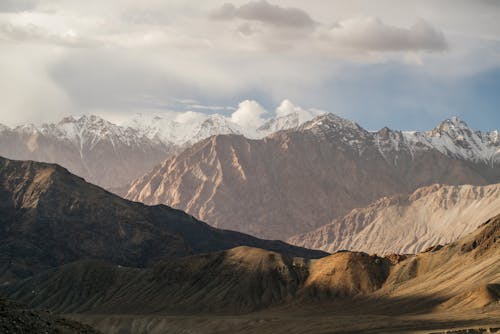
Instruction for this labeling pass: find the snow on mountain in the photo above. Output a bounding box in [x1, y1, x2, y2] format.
[402, 117, 500, 165]
[124, 113, 245, 146]
[0, 115, 173, 189]
[258, 113, 300, 134]
[0, 123, 11, 132]
[258, 100, 326, 137]
[295, 114, 499, 166]
[1, 104, 498, 192]
[188, 114, 243, 145]
[123, 103, 317, 147]
[38, 115, 148, 150]
[297, 113, 374, 154]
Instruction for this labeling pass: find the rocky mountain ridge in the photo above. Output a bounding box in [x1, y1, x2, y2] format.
[1, 111, 498, 191]
[126, 113, 500, 239]
[0, 156, 326, 282]
[0, 109, 314, 189]
[288, 183, 500, 254]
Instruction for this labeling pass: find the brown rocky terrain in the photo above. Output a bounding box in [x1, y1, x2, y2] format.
[0, 296, 101, 334]
[126, 114, 499, 240]
[289, 183, 500, 254]
[0, 156, 326, 282]
[2, 213, 498, 333]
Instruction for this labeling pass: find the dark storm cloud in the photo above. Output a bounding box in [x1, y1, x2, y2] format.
[210, 1, 315, 29]
[327, 18, 448, 52]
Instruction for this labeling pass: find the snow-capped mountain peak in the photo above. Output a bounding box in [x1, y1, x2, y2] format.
[300, 113, 365, 133]
[403, 117, 499, 164]
[257, 112, 301, 135]
[41, 114, 142, 148]
[297, 113, 371, 153]
[124, 113, 244, 146]
[187, 114, 243, 145]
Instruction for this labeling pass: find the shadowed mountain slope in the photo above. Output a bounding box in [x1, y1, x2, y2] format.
[0, 156, 327, 282]
[3, 213, 498, 316]
[0, 296, 101, 333]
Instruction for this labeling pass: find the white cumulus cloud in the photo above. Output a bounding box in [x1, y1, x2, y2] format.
[230, 100, 268, 130]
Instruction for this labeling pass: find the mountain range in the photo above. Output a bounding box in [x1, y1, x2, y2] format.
[126, 113, 500, 239]
[2, 211, 498, 333]
[0, 152, 498, 333]
[288, 183, 500, 254]
[1, 110, 499, 244]
[0, 156, 325, 282]
[0, 106, 316, 190]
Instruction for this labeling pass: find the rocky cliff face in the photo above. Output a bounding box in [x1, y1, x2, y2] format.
[126, 114, 499, 240]
[288, 183, 500, 254]
[0, 156, 326, 282]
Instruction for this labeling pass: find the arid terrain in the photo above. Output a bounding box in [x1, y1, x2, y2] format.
[2, 210, 499, 333]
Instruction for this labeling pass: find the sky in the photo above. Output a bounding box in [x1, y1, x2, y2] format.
[0, 0, 499, 131]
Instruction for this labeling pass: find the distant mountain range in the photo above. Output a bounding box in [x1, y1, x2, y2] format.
[0, 109, 315, 190]
[126, 113, 500, 239]
[1, 110, 499, 241]
[0, 156, 325, 282]
[288, 183, 500, 254]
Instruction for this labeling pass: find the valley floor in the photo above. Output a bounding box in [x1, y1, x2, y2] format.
[69, 306, 500, 334]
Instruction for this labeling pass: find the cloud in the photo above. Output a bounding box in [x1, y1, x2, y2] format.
[210, 1, 315, 29]
[0, 45, 71, 127]
[276, 99, 324, 123]
[0, 0, 38, 13]
[174, 110, 207, 124]
[230, 100, 267, 129]
[0, 22, 97, 48]
[0, 1, 497, 132]
[209, 2, 446, 54]
[324, 17, 447, 52]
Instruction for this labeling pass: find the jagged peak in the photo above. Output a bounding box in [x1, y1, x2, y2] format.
[431, 116, 472, 135]
[14, 123, 40, 134]
[57, 114, 116, 128]
[257, 112, 300, 133]
[300, 113, 364, 132]
[376, 126, 396, 136]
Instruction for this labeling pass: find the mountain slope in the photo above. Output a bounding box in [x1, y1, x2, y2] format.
[0, 296, 101, 334]
[126, 114, 499, 239]
[288, 183, 500, 254]
[0, 156, 326, 282]
[2, 213, 498, 317]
